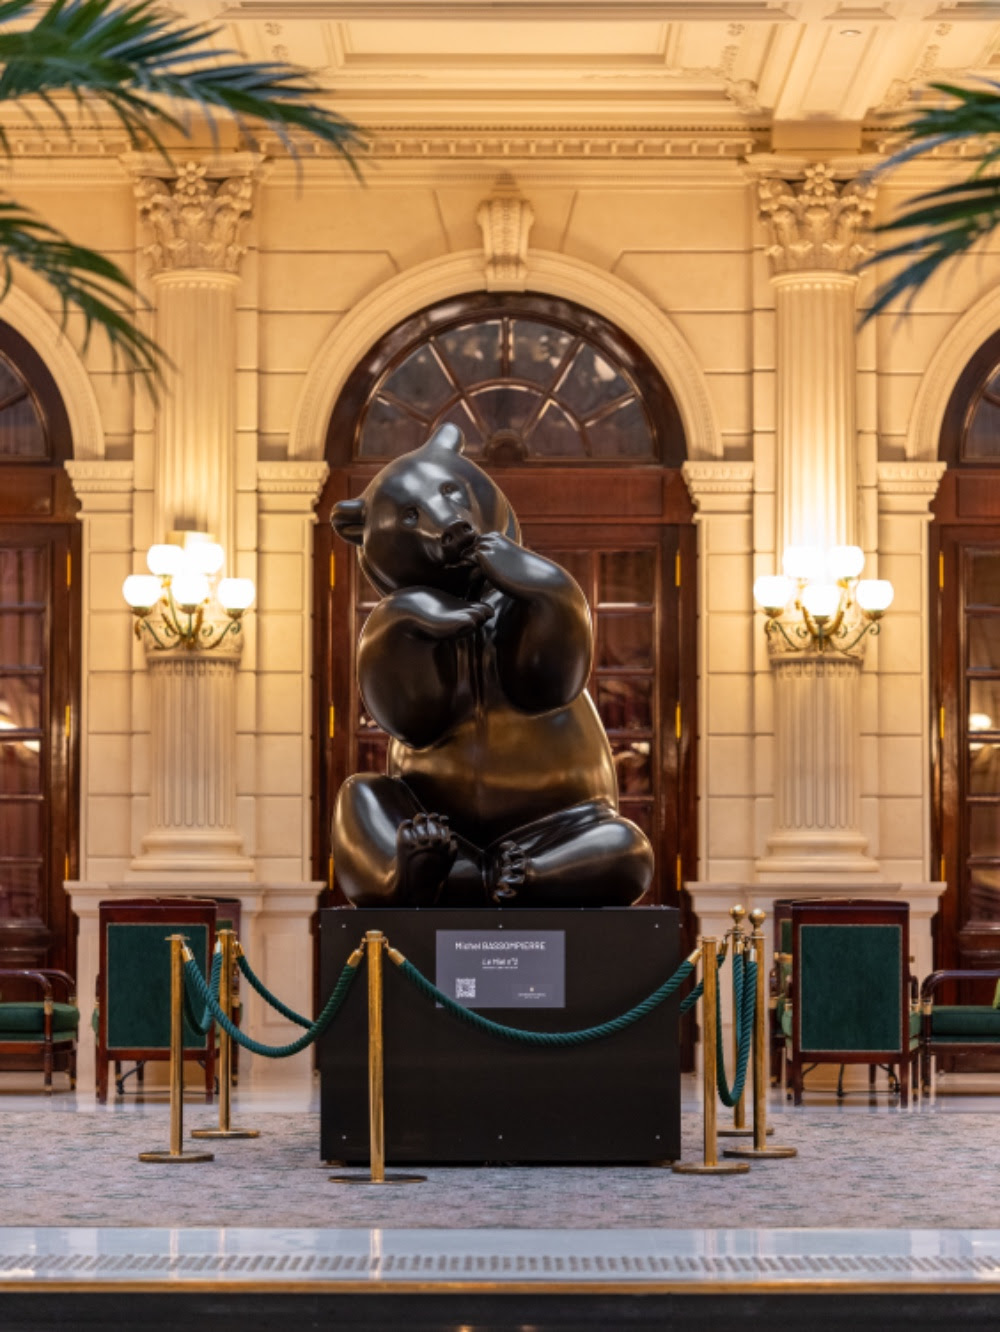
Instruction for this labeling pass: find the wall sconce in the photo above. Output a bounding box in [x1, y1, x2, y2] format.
[753, 545, 893, 656]
[122, 534, 255, 651]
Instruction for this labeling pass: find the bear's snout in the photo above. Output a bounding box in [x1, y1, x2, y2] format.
[441, 519, 476, 562]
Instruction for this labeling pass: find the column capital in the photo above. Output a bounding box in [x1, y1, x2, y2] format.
[757, 162, 875, 276]
[132, 158, 260, 276]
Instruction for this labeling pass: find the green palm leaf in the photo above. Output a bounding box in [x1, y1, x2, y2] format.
[0, 201, 160, 377]
[0, 0, 366, 377]
[860, 80, 1000, 321]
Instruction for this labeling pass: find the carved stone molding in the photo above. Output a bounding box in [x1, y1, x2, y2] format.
[64, 459, 133, 496]
[757, 163, 876, 275]
[135, 161, 255, 275]
[877, 460, 947, 515]
[681, 460, 753, 513]
[256, 461, 330, 497]
[476, 179, 534, 292]
[257, 461, 330, 516]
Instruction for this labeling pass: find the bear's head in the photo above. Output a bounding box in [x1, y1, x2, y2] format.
[331, 424, 521, 596]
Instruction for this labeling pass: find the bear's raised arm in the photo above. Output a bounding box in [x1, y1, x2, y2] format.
[472, 532, 592, 713]
[357, 588, 491, 748]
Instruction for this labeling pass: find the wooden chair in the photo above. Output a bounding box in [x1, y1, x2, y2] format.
[96, 899, 217, 1104]
[919, 968, 1000, 1091]
[0, 969, 78, 1092]
[783, 900, 919, 1106]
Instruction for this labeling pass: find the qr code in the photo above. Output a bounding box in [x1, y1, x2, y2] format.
[456, 978, 476, 999]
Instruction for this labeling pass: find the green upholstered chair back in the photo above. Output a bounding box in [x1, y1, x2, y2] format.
[792, 900, 909, 1058]
[98, 900, 217, 1054]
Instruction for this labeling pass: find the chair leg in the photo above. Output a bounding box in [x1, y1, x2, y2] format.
[868, 1063, 877, 1089]
[96, 1053, 109, 1103]
[791, 1058, 804, 1106]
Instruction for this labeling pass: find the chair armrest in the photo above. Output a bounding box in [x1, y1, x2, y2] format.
[29, 969, 76, 1005]
[920, 968, 1000, 1009]
[0, 969, 55, 1004]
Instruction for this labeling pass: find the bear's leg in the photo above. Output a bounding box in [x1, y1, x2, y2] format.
[333, 774, 468, 907]
[489, 800, 653, 907]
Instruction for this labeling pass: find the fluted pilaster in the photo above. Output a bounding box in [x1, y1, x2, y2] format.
[132, 642, 252, 877]
[758, 656, 875, 874]
[756, 162, 880, 880]
[128, 157, 258, 881]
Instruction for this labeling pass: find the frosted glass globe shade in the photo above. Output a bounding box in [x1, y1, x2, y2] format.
[186, 541, 225, 576]
[856, 579, 894, 615]
[122, 574, 161, 611]
[753, 575, 793, 616]
[801, 582, 841, 622]
[827, 545, 865, 581]
[782, 545, 825, 583]
[217, 578, 255, 613]
[146, 543, 184, 578]
[171, 571, 209, 611]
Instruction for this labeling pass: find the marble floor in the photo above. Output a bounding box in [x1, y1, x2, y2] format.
[1, 1066, 999, 1298]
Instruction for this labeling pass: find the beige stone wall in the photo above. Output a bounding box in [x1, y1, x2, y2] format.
[5, 147, 991, 942]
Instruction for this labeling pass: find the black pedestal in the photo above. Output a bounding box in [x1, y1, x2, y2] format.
[319, 906, 681, 1165]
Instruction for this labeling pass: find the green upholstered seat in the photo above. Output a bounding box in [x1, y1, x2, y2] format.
[0, 1002, 80, 1035]
[930, 1005, 1000, 1037]
[0, 970, 79, 1092]
[783, 1002, 919, 1044]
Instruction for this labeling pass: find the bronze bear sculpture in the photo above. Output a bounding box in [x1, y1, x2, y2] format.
[331, 423, 654, 908]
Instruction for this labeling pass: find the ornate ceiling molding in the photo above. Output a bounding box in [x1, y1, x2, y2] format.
[757, 163, 876, 275]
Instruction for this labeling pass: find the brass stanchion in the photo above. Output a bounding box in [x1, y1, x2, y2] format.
[192, 930, 259, 1141]
[331, 930, 425, 1185]
[718, 904, 773, 1140]
[673, 937, 749, 1176]
[724, 910, 797, 1161]
[139, 935, 214, 1164]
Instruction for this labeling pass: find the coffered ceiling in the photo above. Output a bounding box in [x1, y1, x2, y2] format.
[177, 0, 1000, 142]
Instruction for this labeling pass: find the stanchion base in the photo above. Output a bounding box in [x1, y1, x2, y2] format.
[329, 1173, 426, 1185]
[717, 1125, 774, 1138]
[191, 1128, 260, 1140]
[138, 1150, 215, 1163]
[723, 1144, 798, 1159]
[671, 1160, 750, 1175]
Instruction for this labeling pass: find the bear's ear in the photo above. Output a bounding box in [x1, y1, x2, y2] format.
[424, 423, 464, 454]
[331, 498, 366, 546]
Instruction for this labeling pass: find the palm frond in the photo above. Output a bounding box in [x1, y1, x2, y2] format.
[859, 80, 1000, 322]
[0, 199, 161, 378]
[0, 0, 365, 169]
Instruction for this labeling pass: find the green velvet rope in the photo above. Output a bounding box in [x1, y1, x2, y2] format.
[236, 951, 311, 1029]
[715, 949, 756, 1109]
[183, 953, 359, 1058]
[394, 954, 694, 1047]
[182, 947, 223, 1036]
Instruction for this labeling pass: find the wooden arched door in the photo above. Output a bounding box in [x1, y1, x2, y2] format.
[314, 295, 696, 931]
[0, 322, 80, 972]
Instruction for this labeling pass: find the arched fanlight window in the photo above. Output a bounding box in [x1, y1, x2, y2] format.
[0, 351, 49, 460]
[336, 293, 684, 467]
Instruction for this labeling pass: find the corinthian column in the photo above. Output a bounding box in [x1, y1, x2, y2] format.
[128, 159, 258, 879]
[755, 163, 880, 879]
